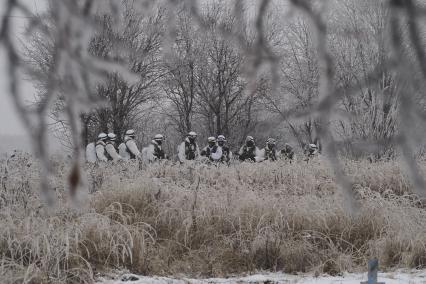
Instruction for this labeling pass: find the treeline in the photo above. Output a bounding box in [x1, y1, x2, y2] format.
[27, 0, 426, 159]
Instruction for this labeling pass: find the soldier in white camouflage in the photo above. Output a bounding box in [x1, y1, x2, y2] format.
[106, 133, 121, 161]
[200, 137, 222, 162]
[143, 134, 167, 162]
[95, 133, 108, 162]
[177, 131, 200, 163]
[264, 138, 278, 161]
[119, 129, 141, 160]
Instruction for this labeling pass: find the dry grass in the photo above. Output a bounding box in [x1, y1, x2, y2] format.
[0, 154, 426, 283]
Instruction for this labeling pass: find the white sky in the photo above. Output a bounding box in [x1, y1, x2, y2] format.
[0, 0, 46, 135]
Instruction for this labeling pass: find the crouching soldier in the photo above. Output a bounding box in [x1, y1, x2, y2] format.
[106, 133, 122, 161]
[95, 133, 108, 162]
[280, 143, 295, 161]
[239, 136, 261, 162]
[304, 143, 319, 162]
[119, 129, 141, 160]
[143, 134, 167, 162]
[201, 137, 222, 162]
[217, 135, 232, 163]
[178, 131, 200, 163]
[264, 138, 278, 161]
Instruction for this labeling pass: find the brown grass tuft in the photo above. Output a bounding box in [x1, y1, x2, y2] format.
[1, 156, 426, 283]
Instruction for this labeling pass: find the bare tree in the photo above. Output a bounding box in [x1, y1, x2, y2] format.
[28, 2, 166, 145]
[162, 10, 198, 136]
[331, 0, 398, 159]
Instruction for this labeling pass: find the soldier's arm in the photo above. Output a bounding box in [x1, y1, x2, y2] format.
[195, 145, 200, 159]
[228, 150, 233, 161]
[95, 145, 108, 162]
[238, 146, 246, 160]
[118, 143, 130, 160]
[177, 142, 186, 163]
[126, 140, 141, 157]
[146, 144, 156, 162]
[106, 144, 121, 161]
[238, 146, 245, 156]
[255, 148, 266, 162]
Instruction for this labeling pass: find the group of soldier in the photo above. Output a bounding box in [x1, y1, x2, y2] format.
[86, 130, 320, 164]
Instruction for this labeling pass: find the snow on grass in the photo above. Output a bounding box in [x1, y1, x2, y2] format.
[97, 270, 426, 284]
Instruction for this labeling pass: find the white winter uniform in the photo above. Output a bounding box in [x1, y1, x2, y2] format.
[119, 136, 141, 160]
[238, 145, 264, 162]
[86, 142, 97, 163]
[177, 138, 200, 163]
[106, 142, 121, 161]
[143, 140, 165, 162]
[201, 144, 223, 161]
[255, 148, 266, 162]
[95, 141, 108, 162]
[118, 143, 129, 160]
[256, 148, 266, 162]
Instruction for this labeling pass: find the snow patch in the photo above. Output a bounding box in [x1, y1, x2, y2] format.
[97, 270, 426, 283]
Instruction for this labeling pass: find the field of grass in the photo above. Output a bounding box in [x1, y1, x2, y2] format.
[1, 153, 426, 283]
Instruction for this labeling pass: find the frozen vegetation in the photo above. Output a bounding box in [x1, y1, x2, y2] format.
[2, 153, 426, 283]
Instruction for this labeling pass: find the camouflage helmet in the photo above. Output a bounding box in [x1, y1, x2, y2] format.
[188, 131, 197, 138]
[154, 134, 164, 141]
[108, 133, 117, 141]
[309, 143, 318, 150]
[125, 129, 136, 138]
[98, 133, 107, 141]
[217, 135, 226, 142]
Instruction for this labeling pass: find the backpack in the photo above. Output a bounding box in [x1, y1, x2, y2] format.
[220, 145, 230, 162]
[241, 146, 256, 161]
[185, 141, 197, 160]
[152, 142, 165, 159]
[265, 146, 277, 161]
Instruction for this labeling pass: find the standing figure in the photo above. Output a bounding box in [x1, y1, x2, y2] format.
[119, 129, 141, 160]
[217, 135, 232, 163]
[280, 143, 295, 161]
[143, 134, 167, 162]
[200, 137, 222, 162]
[106, 133, 121, 161]
[264, 138, 278, 161]
[177, 131, 200, 163]
[95, 133, 108, 162]
[238, 136, 260, 162]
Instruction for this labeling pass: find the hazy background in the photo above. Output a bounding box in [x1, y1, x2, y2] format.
[0, 0, 49, 153]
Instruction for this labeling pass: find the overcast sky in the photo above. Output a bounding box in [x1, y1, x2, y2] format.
[0, 0, 47, 135]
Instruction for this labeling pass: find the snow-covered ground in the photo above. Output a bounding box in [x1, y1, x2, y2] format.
[97, 270, 426, 283]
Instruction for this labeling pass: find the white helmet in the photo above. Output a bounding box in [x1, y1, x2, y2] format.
[108, 133, 117, 141]
[309, 143, 318, 149]
[217, 135, 226, 141]
[154, 134, 164, 141]
[126, 129, 135, 136]
[246, 136, 254, 142]
[188, 131, 197, 138]
[207, 136, 216, 143]
[126, 129, 136, 139]
[98, 133, 107, 141]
